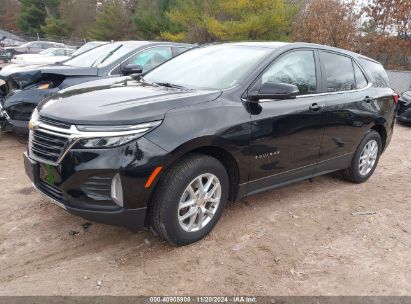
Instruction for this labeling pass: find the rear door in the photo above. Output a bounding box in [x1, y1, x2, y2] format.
[316, 51, 376, 172]
[247, 49, 326, 193]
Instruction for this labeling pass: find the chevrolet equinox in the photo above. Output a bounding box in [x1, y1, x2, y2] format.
[24, 42, 397, 245]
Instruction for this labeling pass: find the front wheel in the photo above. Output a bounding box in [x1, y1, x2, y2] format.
[343, 130, 382, 183]
[149, 154, 229, 246]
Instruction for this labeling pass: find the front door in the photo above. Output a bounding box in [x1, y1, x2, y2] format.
[247, 49, 326, 194]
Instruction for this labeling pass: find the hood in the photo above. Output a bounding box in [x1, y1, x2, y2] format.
[0, 64, 98, 87]
[13, 56, 70, 65]
[38, 77, 222, 125]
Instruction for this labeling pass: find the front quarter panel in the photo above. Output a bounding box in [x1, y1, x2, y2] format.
[145, 94, 252, 185]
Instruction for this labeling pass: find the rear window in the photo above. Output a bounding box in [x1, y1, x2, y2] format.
[359, 58, 389, 87]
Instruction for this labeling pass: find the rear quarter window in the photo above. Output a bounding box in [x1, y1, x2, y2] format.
[358, 58, 390, 88]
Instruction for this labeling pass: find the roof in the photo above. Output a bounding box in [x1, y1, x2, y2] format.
[228, 41, 290, 49]
[113, 41, 194, 48]
[217, 41, 380, 63]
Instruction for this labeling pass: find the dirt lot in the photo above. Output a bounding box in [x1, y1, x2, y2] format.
[0, 124, 410, 296]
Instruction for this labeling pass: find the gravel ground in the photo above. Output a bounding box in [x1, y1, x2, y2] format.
[0, 123, 410, 296]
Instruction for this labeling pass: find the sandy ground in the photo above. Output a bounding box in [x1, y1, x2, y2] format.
[0, 124, 410, 296]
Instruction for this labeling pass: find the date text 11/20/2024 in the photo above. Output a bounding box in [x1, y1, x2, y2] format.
[149, 296, 257, 303]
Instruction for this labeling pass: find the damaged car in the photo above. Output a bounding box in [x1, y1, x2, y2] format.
[397, 90, 411, 124]
[0, 41, 193, 134]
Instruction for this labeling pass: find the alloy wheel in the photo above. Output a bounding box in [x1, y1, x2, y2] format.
[359, 139, 378, 176]
[178, 173, 222, 232]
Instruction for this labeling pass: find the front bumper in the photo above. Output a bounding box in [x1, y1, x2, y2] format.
[23, 136, 169, 230]
[33, 180, 147, 231]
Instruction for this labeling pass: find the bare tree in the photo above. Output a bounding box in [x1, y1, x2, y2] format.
[358, 0, 411, 69]
[292, 0, 358, 49]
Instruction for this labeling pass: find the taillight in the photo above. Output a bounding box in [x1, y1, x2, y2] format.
[393, 94, 399, 104]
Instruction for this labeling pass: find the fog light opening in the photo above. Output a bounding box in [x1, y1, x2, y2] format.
[111, 173, 124, 207]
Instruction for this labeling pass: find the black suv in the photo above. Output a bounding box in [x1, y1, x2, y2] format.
[24, 42, 397, 246]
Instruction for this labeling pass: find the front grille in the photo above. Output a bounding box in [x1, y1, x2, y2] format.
[30, 128, 69, 163]
[39, 116, 71, 129]
[37, 181, 64, 202]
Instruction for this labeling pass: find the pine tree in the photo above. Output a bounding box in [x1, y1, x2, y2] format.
[16, 0, 60, 34]
[161, 0, 301, 43]
[133, 0, 181, 40]
[87, 1, 135, 41]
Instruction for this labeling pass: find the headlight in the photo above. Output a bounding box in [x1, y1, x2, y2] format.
[77, 134, 143, 148]
[28, 108, 39, 130]
[74, 120, 162, 149]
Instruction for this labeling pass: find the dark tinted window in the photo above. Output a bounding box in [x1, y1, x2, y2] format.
[261, 50, 317, 95]
[353, 62, 368, 89]
[359, 58, 389, 87]
[321, 52, 355, 92]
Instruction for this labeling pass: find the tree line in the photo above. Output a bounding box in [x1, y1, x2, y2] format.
[0, 0, 410, 70]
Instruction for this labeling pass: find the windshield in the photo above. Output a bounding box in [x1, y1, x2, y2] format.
[72, 42, 107, 57]
[144, 45, 271, 90]
[64, 43, 135, 68]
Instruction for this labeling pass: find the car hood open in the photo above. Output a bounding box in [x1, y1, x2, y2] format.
[38, 77, 222, 125]
[0, 64, 98, 87]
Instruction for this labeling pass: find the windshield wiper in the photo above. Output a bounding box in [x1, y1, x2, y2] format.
[152, 82, 189, 90]
[91, 44, 122, 67]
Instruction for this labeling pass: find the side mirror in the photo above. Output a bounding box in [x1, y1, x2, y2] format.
[121, 64, 143, 76]
[249, 82, 299, 102]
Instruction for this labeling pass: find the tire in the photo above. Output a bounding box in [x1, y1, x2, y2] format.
[149, 154, 229, 246]
[342, 130, 382, 183]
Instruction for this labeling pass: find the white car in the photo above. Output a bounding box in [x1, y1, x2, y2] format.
[11, 48, 75, 65]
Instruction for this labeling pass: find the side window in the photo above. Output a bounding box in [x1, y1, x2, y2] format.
[127, 47, 172, 73]
[261, 50, 317, 95]
[353, 62, 368, 89]
[30, 43, 41, 49]
[52, 49, 64, 56]
[321, 52, 355, 92]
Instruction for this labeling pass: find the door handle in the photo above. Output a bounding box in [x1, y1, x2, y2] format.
[364, 96, 373, 103]
[309, 103, 322, 111]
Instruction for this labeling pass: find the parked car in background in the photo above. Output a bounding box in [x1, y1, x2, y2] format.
[71, 41, 108, 57]
[0, 41, 193, 134]
[397, 90, 411, 124]
[11, 48, 75, 65]
[0, 47, 13, 62]
[23, 42, 397, 246]
[4, 41, 66, 60]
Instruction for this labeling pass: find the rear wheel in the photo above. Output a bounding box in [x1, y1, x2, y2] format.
[343, 130, 382, 183]
[149, 154, 229, 246]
